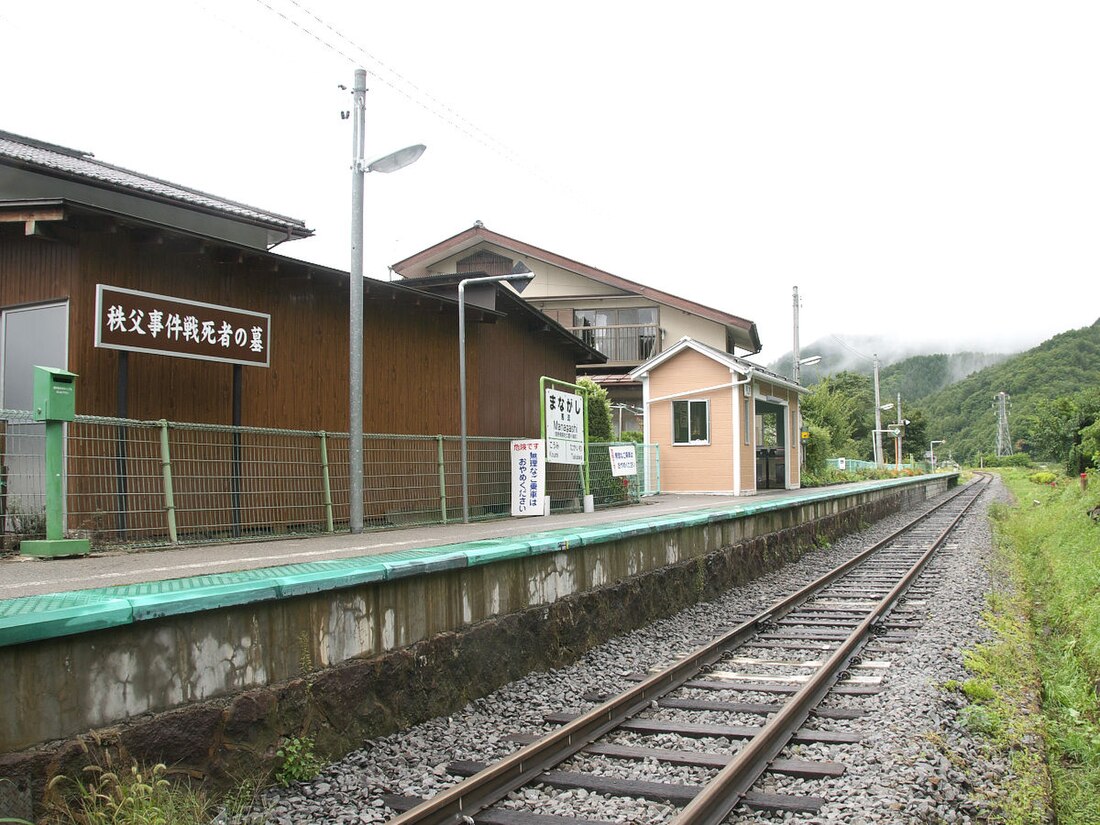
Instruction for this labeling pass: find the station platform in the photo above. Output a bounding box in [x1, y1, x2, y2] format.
[0, 472, 960, 802]
[0, 477, 945, 648]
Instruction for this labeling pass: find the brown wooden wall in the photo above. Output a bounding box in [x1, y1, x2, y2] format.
[0, 227, 576, 438]
[476, 312, 576, 439]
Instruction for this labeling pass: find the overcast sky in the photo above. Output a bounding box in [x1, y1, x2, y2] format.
[3, 1, 1097, 364]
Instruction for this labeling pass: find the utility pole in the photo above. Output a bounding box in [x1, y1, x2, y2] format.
[873, 355, 883, 466]
[896, 393, 903, 470]
[349, 68, 367, 533]
[792, 286, 801, 384]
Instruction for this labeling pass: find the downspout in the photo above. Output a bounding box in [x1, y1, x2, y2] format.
[639, 374, 652, 493]
[730, 369, 754, 495]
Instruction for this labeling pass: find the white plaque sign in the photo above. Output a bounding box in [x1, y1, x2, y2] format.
[511, 439, 546, 517]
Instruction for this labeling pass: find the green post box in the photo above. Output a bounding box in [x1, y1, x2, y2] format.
[33, 366, 77, 422]
[22, 365, 90, 558]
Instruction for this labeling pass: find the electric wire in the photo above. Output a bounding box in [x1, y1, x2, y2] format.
[249, 0, 559, 189]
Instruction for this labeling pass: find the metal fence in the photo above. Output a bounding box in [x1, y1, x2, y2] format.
[827, 458, 924, 473]
[0, 410, 659, 550]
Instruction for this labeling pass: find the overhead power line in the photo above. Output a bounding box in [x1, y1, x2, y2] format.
[251, 0, 536, 174]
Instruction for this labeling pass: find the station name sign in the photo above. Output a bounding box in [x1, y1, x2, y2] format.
[94, 285, 271, 367]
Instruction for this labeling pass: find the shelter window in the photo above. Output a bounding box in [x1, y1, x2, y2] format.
[673, 399, 709, 445]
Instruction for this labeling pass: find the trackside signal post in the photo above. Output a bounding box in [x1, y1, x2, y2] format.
[540, 376, 592, 512]
[21, 366, 90, 557]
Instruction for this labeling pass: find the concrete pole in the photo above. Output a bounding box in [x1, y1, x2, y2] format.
[897, 393, 903, 471]
[459, 280, 470, 523]
[349, 69, 366, 533]
[873, 355, 883, 466]
[792, 286, 801, 385]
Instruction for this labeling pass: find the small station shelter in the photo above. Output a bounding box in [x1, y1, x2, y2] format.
[630, 337, 806, 495]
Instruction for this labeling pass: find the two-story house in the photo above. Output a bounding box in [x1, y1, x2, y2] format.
[392, 223, 762, 435]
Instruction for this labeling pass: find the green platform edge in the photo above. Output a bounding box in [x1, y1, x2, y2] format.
[0, 476, 941, 648]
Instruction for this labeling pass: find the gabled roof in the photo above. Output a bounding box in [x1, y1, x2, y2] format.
[0, 130, 311, 244]
[630, 337, 805, 394]
[392, 223, 762, 354]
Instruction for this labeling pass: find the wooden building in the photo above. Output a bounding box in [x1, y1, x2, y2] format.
[0, 130, 600, 435]
[0, 131, 602, 536]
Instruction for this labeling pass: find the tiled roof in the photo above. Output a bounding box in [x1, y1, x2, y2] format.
[0, 130, 310, 238]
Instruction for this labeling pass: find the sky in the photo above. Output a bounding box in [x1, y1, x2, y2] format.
[2, 1, 1097, 365]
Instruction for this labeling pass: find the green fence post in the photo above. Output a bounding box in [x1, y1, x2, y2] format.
[437, 435, 448, 524]
[319, 431, 334, 533]
[159, 419, 178, 544]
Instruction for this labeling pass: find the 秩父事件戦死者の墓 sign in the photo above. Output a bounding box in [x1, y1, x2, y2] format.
[94, 285, 271, 367]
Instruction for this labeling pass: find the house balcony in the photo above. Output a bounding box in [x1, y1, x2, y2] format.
[568, 324, 659, 365]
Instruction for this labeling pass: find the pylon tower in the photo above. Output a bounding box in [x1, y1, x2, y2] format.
[994, 392, 1012, 456]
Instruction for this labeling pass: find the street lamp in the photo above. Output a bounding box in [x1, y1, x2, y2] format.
[348, 68, 426, 534]
[459, 267, 536, 523]
[796, 355, 821, 384]
[930, 440, 945, 472]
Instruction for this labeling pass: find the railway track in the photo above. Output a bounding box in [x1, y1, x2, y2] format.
[383, 474, 991, 824]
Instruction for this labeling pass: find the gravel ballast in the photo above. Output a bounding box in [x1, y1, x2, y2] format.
[246, 478, 1013, 824]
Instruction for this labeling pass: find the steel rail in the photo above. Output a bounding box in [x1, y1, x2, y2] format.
[387, 477, 985, 825]
[672, 473, 990, 825]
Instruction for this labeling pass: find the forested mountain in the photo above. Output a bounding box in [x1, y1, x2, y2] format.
[770, 340, 1007, 400]
[878, 352, 1010, 403]
[795, 321, 1100, 467]
[919, 320, 1100, 461]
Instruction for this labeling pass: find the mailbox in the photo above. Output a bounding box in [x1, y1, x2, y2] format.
[32, 366, 78, 422]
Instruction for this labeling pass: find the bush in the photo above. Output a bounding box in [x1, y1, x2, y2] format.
[1028, 471, 1058, 485]
[980, 452, 1033, 468]
[801, 423, 830, 476]
[275, 735, 323, 787]
[577, 378, 612, 442]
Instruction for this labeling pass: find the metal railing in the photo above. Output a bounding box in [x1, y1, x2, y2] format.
[567, 324, 659, 363]
[827, 458, 922, 473]
[0, 411, 659, 550]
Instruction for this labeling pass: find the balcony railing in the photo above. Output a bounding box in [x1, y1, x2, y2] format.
[568, 324, 659, 363]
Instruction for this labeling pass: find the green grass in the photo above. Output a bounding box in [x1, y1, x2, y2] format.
[949, 568, 1050, 824]
[982, 468, 1100, 823]
[43, 762, 213, 825]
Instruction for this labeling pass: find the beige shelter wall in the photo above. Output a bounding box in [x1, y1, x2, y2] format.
[647, 349, 734, 492]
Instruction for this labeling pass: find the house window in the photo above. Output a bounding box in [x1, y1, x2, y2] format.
[572, 307, 658, 361]
[673, 399, 709, 445]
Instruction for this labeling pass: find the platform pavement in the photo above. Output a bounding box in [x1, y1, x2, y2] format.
[0, 486, 822, 601]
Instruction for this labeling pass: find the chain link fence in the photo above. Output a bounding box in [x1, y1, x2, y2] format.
[0, 411, 658, 550]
